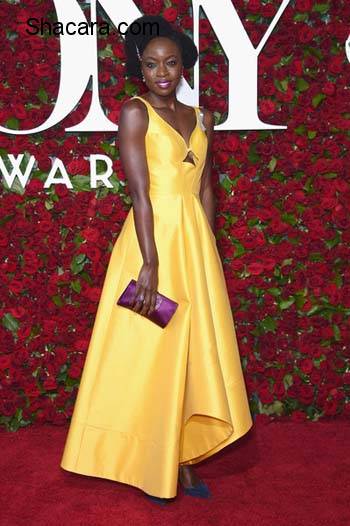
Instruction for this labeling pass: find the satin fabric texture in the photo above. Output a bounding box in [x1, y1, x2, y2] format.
[60, 95, 253, 498]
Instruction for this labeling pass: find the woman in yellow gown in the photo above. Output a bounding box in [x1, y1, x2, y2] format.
[60, 15, 253, 503]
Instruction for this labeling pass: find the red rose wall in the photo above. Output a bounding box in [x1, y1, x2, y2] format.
[0, 0, 349, 431]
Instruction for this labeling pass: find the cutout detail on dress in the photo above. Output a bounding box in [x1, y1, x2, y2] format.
[183, 150, 196, 165]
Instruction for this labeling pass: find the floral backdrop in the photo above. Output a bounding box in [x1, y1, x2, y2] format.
[0, 0, 349, 432]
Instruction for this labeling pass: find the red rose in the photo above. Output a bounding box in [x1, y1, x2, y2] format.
[299, 358, 314, 374]
[199, 19, 211, 34]
[328, 55, 345, 75]
[296, 0, 312, 11]
[69, 364, 82, 379]
[259, 99, 276, 116]
[298, 26, 314, 43]
[163, 7, 178, 22]
[299, 385, 314, 404]
[324, 399, 338, 416]
[291, 410, 307, 422]
[247, 0, 261, 13]
[141, 0, 163, 15]
[247, 262, 265, 276]
[66, 159, 90, 175]
[34, 63, 52, 77]
[259, 384, 274, 404]
[81, 226, 100, 242]
[43, 376, 57, 391]
[73, 339, 89, 352]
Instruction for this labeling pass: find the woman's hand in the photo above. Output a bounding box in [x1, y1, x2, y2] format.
[132, 262, 159, 316]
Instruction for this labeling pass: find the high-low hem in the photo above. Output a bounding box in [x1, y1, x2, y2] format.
[60, 417, 253, 498]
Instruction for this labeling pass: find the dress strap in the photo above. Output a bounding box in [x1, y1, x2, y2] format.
[132, 95, 151, 108]
[198, 107, 206, 131]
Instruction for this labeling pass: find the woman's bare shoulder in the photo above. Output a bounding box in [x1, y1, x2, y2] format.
[119, 98, 148, 130]
[121, 97, 148, 116]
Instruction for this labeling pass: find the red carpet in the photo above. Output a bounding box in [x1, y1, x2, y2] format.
[1, 419, 349, 526]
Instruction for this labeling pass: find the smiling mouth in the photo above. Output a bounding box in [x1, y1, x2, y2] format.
[156, 81, 172, 87]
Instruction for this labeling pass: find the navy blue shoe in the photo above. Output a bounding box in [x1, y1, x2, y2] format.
[182, 480, 211, 498]
[145, 494, 169, 506]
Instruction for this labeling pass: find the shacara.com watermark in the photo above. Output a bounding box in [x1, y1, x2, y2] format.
[25, 18, 160, 36]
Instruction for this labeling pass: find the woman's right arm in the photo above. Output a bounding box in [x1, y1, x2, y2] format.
[118, 99, 159, 316]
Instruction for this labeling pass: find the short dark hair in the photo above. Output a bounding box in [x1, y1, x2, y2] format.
[124, 15, 198, 79]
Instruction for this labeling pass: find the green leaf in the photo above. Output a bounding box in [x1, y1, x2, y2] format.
[268, 157, 277, 172]
[249, 286, 264, 298]
[70, 253, 88, 275]
[306, 305, 323, 316]
[263, 400, 284, 416]
[303, 176, 314, 193]
[246, 14, 261, 22]
[295, 124, 306, 136]
[325, 232, 341, 249]
[296, 77, 310, 92]
[312, 93, 326, 108]
[333, 324, 341, 341]
[280, 79, 288, 92]
[5, 117, 19, 130]
[75, 253, 86, 264]
[283, 373, 293, 390]
[98, 43, 114, 59]
[267, 287, 281, 297]
[2, 312, 19, 332]
[232, 240, 246, 258]
[305, 46, 323, 60]
[73, 233, 85, 246]
[274, 78, 287, 93]
[280, 54, 294, 66]
[219, 173, 233, 193]
[37, 86, 48, 103]
[334, 273, 343, 288]
[312, 3, 330, 14]
[260, 316, 277, 333]
[100, 142, 116, 156]
[279, 297, 295, 310]
[124, 79, 138, 97]
[248, 144, 260, 164]
[323, 172, 337, 179]
[271, 171, 286, 183]
[70, 175, 91, 192]
[295, 296, 307, 309]
[52, 295, 64, 307]
[281, 212, 297, 226]
[293, 13, 308, 22]
[45, 199, 54, 210]
[65, 375, 80, 388]
[71, 280, 81, 293]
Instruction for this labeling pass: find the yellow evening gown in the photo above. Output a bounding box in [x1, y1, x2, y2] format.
[60, 95, 253, 498]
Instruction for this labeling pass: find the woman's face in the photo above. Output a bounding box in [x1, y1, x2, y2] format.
[140, 37, 183, 96]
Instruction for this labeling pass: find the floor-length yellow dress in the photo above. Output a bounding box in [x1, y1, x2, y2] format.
[60, 95, 253, 498]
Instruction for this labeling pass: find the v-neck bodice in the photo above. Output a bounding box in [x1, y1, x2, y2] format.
[134, 95, 198, 151]
[132, 95, 208, 198]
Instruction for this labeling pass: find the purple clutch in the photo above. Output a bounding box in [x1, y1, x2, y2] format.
[116, 279, 178, 328]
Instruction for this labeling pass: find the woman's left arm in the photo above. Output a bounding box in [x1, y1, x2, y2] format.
[199, 108, 216, 232]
